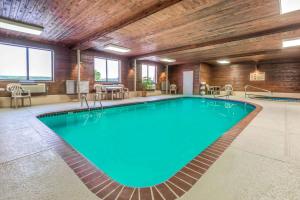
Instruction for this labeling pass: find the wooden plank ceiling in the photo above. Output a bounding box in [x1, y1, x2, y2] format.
[0, 0, 300, 64]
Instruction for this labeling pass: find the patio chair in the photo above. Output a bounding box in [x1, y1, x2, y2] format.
[206, 84, 213, 95]
[224, 84, 233, 96]
[94, 84, 108, 100]
[118, 84, 130, 99]
[6, 83, 32, 108]
[169, 84, 177, 94]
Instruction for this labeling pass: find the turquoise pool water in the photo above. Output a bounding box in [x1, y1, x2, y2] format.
[39, 97, 255, 187]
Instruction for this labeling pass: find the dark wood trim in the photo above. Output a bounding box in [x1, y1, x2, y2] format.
[205, 49, 283, 62]
[73, 0, 183, 50]
[165, 50, 287, 66]
[135, 21, 300, 59]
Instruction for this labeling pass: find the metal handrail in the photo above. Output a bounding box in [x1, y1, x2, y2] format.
[244, 85, 272, 98]
[93, 93, 103, 111]
[213, 90, 230, 99]
[81, 94, 90, 110]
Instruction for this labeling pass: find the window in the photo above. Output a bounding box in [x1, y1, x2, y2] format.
[94, 57, 120, 82]
[280, 0, 300, 14]
[0, 43, 53, 81]
[0, 44, 27, 80]
[28, 48, 53, 80]
[142, 64, 157, 83]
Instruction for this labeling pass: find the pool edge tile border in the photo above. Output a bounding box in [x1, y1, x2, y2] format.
[36, 97, 262, 200]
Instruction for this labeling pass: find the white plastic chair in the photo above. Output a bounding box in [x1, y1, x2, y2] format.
[224, 84, 233, 96]
[118, 84, 130, 99]
[94, 84, 108, 100]
[6, 83, 32, 108]
[169, 84, 177, 94]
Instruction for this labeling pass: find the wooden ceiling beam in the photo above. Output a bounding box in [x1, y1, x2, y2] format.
[166, 49, 288, 66]
[135, 22, 300, 59]
[73, 0, 183, 50]
[204, 49, 283, 62]
[161, 47, 300, 66]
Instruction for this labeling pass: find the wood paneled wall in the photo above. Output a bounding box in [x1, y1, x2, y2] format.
[70, 50, 132, 92]
[0, 36, 71, 97]
[209, 62, 300, 93]
[0, 36, 165, 97]
[168, 64, 200, 94]
[168, 62, 300, 94]
[1, 36, 300, 98]
[0, 36, 134, 97]
[199, 63, 212, 85]
[136, 60, 166, 90]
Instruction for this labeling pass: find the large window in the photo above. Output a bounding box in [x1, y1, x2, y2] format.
[280, 0, 300, 14]
[142, 64, 157, 83]
[94, 57, 120, 82]
[0, 43, 53, 81]
[0, 44, 53, 81]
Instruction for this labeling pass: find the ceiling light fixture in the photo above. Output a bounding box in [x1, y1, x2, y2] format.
[104, 44, 131, 53]
[0, 17, 43, 35]
[282, 38, 300, 48]
[217, 59, 230, 64]
[160, 58, 176, 63]
[280, 0, 300, 14]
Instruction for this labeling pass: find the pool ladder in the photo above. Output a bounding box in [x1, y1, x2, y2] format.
[80, 94, 90, 110]
[93, 93, 103, 111]
[80, 94, 103, 111]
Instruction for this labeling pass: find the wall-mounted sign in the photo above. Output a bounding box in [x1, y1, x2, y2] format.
[250, 71, 265, 81]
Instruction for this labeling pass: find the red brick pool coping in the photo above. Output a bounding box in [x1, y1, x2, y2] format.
[36, 98, 262, 200]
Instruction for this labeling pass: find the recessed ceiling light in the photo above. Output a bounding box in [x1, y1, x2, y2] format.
[282, 38, 300, 48]
[217, 59, 230, 64]
[104, 44, 130, 53]
[0, 17, 43, 35]
[160, 58, 176, 63]
[280, 0, 300, 14]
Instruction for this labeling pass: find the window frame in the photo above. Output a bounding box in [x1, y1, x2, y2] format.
[0, 42, 54, 82]
[141, 63, 157, 83]
[94, 57, 121, 83]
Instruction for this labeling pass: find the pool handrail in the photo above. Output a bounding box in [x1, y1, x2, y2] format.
[80, 94, 91, 110]
[244, 85, 272, 98]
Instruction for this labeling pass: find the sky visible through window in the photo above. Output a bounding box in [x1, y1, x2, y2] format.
[29, 48, 52, 80]
[142, 64, 157, 83]
[0, 43, 53, 81]
[280, 0, 300, 14]
[94, 58, 120, 82]
[0, 44, 27, 80]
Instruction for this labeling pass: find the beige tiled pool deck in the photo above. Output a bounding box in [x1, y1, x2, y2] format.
[1, 95, 300, 200]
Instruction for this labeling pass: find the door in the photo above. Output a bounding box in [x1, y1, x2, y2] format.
[183, 71, 193, 95]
